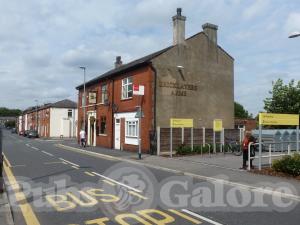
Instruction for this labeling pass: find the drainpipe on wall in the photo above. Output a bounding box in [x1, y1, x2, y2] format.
[150, 64, 157, 155]
[111, 79, 115, 149]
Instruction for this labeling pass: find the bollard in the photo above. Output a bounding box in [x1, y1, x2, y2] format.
[269, 144, 272, 168]
[248, 142, 253, 171]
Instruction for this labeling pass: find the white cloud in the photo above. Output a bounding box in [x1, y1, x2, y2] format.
[242, 0, 269, 20]
[285, 12, 300, 33]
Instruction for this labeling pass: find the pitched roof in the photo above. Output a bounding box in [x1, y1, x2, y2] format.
[76, 31, 234, 90]
[23, 99, 77, 114]
[76, 46, 173, 89]
[50, 99, 77, 109]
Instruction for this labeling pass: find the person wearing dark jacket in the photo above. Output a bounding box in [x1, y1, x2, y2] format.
[240, 131, 255, 169]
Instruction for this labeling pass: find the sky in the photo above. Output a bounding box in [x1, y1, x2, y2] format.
[0, 0, 300, 115]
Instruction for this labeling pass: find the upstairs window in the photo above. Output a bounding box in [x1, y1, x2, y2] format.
[122, 77, 133, 99]
[68, 109, 73, 118]
[101, 84, 108, 104]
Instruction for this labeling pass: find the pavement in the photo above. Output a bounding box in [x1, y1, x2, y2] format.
[62, 139, 300, 195]
[1, 131, 300, 225]
[0, 188, 14, 225]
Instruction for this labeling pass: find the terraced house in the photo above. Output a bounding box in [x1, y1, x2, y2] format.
[76, 8, 234, 153]
[20, 99, 78, 138]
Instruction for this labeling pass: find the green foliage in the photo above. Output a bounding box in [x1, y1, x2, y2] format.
[176, 144, 192, 155]
[272, 153, 300, 176]
[264, 79, 300, 114]
[0, 107, 21, 116]
[176, 144, 212, 155]
[5, 120, 16, 128]
[234, 102, 252, 118]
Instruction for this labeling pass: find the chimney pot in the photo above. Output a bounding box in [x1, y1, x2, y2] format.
[114, 56, 122, 68]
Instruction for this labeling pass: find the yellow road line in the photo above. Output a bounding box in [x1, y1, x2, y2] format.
[84, 172, 95, 177]
[3, 156, 41, 225]
[128, 191, 148, 200]
[102, 179, 116, 186]
[3, 154, 12, 167]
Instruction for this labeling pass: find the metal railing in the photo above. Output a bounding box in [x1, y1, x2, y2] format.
[247, 141, 298, 171]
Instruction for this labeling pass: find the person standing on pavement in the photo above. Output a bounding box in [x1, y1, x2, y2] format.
[240, 131, 254, 169]
[79, 129, 86, 147]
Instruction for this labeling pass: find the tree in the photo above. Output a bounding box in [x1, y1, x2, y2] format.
[264, 79, 300, 114]
[234, 102, 252, 118]
[0, 107, 21, 117]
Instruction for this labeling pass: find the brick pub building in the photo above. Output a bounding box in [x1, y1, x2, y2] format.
[76, 8, 234, 153]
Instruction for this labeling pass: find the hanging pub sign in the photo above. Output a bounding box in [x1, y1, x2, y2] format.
[133, 85, 145, 96]
[88, 92, 97, 104]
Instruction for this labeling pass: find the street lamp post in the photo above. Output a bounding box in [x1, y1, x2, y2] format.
[35, 100, 38, 133]
[79, 67, 87, 131]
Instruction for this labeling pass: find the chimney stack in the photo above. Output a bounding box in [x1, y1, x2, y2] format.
[172, 8, 186, 45]
[202, 23, 218, 45]
[114, 56, 122, 68]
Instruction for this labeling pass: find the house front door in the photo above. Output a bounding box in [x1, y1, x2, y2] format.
[114, 118, 121, 149]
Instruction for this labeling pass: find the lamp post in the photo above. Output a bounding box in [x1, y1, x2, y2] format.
[35, 100, 38, 133]
[79, 66, 86, 131]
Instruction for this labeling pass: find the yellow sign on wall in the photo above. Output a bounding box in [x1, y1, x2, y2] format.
[259, 113, 299, 126]
[170, 118, 193, 128]
[213, 119, 223, 131]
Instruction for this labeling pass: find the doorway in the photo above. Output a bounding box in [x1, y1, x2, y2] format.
[87, 111, 96, 146]
[114, 118, 121, 149]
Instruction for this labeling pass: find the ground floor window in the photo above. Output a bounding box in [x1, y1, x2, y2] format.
[100, 116, 106, 134]
[125, 120, 138, 137]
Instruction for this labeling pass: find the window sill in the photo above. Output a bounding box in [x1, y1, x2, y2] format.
[121, 97, 133, 101]
[99, 134, 107, 136]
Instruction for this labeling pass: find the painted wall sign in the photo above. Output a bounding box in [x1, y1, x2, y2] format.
[170, 118, 194, 128]
[213, 119, 223, 131]
[159, 81, 198, 97]
[259, 113, 299, 126]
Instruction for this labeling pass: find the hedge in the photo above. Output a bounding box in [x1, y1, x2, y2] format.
[272, 153, 300, 176]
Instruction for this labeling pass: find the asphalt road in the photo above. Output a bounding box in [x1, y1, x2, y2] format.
[2, 130, 300, 225]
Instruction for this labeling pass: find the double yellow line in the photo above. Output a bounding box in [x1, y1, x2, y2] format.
[3, 154, 40, 225]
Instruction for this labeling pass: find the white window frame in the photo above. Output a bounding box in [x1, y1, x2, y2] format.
[125, 119, 138, 138]
[101, 84, 108, 104]
[121, 77, 133, 99]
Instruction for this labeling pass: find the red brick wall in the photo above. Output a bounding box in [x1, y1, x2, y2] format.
[77, 65, 154, 153]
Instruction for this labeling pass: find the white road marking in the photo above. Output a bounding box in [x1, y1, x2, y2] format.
[25, 143, 31, 147]
[182, 209, 223, 225]
[92, 172, 142, 193]
[31, 146, 39, 151]
[59, 158, 80, 167]
[41, 151, 53, 157]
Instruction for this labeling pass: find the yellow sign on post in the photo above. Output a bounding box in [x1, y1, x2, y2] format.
[170, 118, 193, 128]
[259, 113, 299, 126]
[213, 119, 223, 131]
